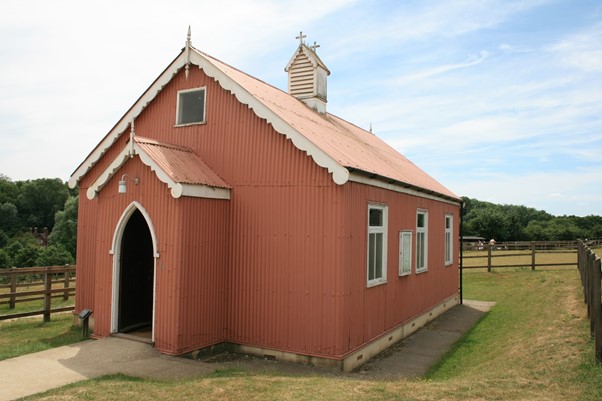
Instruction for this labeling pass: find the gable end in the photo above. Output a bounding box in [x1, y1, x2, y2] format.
[70, 48, 349, 189]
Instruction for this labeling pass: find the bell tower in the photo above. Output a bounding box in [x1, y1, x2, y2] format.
[285, 32, 330, 114]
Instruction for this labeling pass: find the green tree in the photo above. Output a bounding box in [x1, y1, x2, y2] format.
[36, 244, 74, 266]
[4, 240, 23, 262]
[0, 230, 8, 248]
[572, 215, 602, 239]
[49, 196, 78, 258]
[15, 178, 69, 232]
[0, 175, 19, 204]
[504, 205, 552, 241]
[550, 218, 586, 240]
[13, 243, 41, 267]
[470, 208, 510, 241]
[0, 249, 11, 268]
[0, 202, 21, 236]
[5, 234, 39, 267]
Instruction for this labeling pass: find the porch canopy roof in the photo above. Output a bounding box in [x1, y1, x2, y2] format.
[86, 136, 231, 200]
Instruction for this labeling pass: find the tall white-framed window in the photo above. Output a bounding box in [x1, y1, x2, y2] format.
[445, 214, 453, 266]
[367, 204, 388, 287]
[399, 230, 412, 276]
[416, 210, 428, 273]
[176, 87, 206, 126]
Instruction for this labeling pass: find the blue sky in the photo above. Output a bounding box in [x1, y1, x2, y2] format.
[1, 0, 600, 216]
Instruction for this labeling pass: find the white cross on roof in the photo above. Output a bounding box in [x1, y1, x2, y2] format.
[295, 31, 306, 45]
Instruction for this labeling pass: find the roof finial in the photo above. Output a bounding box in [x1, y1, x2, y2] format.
[310, 41, 320, 53]
[129, 119, 136, 157]
[295, 31, 306, 45]
[369, 122, 373, 133]
[185, 26, 192, 80]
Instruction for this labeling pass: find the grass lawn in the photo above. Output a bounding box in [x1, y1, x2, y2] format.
[0, 314, 85, 361]
[16, 268, 602, 401]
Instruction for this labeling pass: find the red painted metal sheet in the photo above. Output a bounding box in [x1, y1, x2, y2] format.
[340, 182, 460, 353]
[76, 153, 229, 353]
[75, 65, 460, 360]
[134, 137, 230, 188]
[226, 185, 347, 357]
[173, 196, 229, 354]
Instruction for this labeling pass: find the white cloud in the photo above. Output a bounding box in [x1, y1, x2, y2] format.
[0, 0, 357, 181]
[0, 0, 600, 219]
[547, 22, 602, 72]
[393, 51, 491, 85]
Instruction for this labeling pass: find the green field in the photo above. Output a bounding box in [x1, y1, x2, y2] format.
[0, 314, 83, 361]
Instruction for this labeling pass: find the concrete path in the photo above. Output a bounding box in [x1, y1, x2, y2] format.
[357, 300, 496, 379]
[0, 300, 494, 400]
[0, 337, 214, 401]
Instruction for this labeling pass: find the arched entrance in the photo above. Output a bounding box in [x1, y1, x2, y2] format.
[111, 203, 157, 341]
[118, 209, 154, 333]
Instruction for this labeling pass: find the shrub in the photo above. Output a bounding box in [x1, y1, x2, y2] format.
[36, 244, 74, 267]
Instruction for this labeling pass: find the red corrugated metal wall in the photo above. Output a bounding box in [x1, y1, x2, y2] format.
[76, 153, 229, 354]
[340, 183, 459, 355]
[75, 65, 459, 359]
[174, 196, 230, 354]
[226, 185, 347, 356]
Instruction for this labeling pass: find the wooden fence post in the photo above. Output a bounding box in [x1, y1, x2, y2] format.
[589, 253, 596, 332]
[9, 267, 17, 309]
[63, 268, 70, 301]
[593, 257, 602, 363]
[487, 244, 492, 272]
[576, 241, 602, 363]
[531, 242, 536, 271]
[578, 242, 586, 302]
[43, 270, 51, 322]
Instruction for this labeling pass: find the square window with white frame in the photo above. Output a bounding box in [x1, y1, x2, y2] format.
[416, 210, 428, 273]
[367, 204, 388, 287]
[445, 214, 453, 266]
[176, 87, 206, 125]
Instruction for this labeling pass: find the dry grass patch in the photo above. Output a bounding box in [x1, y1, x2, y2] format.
[462, 248, 577, 270]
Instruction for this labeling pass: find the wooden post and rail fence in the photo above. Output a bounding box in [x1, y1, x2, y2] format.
[1, 241, 601, 358]
[0, 265, 75, 322]
[461, 240, 586, 271]
[577, 240, 602, 363]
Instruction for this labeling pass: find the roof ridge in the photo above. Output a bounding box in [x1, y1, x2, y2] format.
[192, 46, 295, 102]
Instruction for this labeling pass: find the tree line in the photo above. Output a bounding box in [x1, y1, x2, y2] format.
[462, 196, 602, 242]
[0, 175, 77, 268]
[1, 174, 601, 268]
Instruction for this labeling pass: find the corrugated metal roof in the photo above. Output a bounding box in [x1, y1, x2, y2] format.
[134, 136, 230, 189]
[70, 44, 459, 202]
[198, 49, 459, 201]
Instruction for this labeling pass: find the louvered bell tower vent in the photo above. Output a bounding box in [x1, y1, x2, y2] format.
[285, 34, 330, 114]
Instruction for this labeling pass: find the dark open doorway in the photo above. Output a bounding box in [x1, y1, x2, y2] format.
[118, 209, 154, 334]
